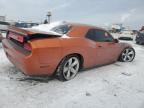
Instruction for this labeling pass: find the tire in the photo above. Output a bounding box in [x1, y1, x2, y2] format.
[119, 48, 135, 62]
[55, 55, 80, 81]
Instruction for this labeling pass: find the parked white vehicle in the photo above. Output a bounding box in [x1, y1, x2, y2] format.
[0, 32, 3, 42]
[0, 21, 10, 32]
[118, 30, 135, 40]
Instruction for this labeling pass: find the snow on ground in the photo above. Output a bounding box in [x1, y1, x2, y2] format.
[0, 38, 144, 108]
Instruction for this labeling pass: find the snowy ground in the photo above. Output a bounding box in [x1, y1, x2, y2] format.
[0, 38, 144, 108]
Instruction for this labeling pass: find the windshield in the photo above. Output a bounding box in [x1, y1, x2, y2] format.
[50, 24, 71, 34]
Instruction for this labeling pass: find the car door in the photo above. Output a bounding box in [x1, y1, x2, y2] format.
[86, 29, 119, 66]
[94, 29, 120, 65]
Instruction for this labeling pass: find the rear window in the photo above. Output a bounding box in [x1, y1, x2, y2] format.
[51, 24, 71, 34]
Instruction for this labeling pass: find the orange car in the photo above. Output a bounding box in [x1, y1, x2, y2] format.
[2, 23, 135, 81]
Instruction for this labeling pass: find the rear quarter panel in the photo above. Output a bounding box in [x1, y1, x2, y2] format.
[31, 38, 63, 75]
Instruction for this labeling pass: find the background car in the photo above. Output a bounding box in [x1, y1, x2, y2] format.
[119, 30, 135, 40]
[0, 21, 10, 32]
[2, 23, 135, 81]
[14, 22, 39, 28]
[136, 32, 144, 45]
[0, 32, 3, 42]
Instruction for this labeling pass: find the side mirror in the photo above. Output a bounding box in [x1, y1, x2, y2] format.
[114, 39, 119, 43]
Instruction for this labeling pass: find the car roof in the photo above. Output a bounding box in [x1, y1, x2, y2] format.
[67, 22, 105, 30]
[65, 22, 107, 37]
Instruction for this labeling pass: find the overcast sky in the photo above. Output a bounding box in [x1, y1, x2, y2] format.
[0, 0, 144, 29]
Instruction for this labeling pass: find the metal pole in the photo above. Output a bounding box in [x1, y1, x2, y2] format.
[47, 11, 52, 24]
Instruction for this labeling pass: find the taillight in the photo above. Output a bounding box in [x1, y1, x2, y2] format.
[24, 43, 32, 51]
[8, 32, 24, 43]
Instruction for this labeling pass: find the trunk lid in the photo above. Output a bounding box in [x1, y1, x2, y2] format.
[6, 26, 61, 52]
[7, 26, 61, 43]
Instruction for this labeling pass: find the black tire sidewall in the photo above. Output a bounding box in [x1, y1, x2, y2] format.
[56, 55, 80, 81]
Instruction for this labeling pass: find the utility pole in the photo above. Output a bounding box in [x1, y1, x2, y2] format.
[47, 11, 52, 24]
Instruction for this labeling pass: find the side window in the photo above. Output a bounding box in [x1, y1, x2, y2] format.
[95, 30, 114, 42]
[86, 29, 114, 42]
[86, 29, 95, 41]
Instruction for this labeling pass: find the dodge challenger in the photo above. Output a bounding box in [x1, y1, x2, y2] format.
[2, 22, 135, 81]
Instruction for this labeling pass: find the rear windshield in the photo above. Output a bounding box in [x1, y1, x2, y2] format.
[50, 24, 71, 34]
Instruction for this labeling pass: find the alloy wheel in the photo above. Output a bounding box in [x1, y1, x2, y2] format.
[63, 57, 80, 80]
[122, 48, 135, 62]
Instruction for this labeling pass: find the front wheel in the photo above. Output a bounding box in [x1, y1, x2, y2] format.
[119, 48, 135, 62]
[56, 56, 80, 81]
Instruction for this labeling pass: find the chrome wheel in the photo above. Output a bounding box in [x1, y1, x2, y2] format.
[63, 57, 80, 80]
[121, 48, 135, 62]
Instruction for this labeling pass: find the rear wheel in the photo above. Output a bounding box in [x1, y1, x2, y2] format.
[119, 48, 135, 62]
[56, 56, 80, 81]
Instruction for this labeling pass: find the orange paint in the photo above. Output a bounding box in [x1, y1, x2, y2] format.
[2, 23, 132, 76]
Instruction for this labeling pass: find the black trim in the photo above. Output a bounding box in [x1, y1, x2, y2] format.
[24, 34, 61, 42]
[7, 39, 31, 55]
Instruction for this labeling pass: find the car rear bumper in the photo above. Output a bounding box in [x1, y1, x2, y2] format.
[2, 39, 55, 76]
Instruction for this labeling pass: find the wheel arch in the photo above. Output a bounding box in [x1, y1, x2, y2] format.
[61, 53, 84, 69]
[118, 46, 135, 61]
[53, 53, 84, 76]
